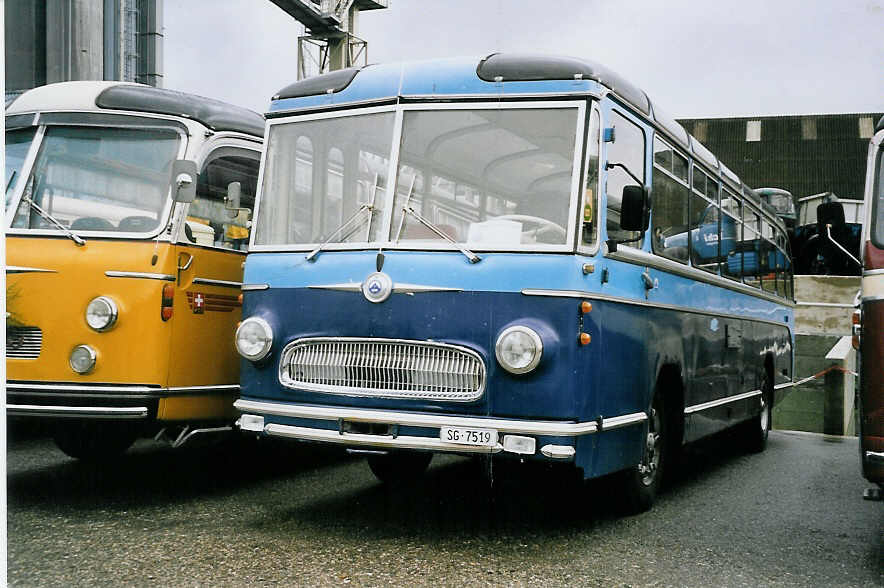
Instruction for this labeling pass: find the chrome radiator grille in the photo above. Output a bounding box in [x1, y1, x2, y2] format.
[6, 327, 42, 359]
[279, 338, 486, 401]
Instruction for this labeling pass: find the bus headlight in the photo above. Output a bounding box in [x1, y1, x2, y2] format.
[70, 345, 97, 374]
[495, 326, 543, 374]
[86, 296, 118, 331]
[235, 317, 273, 361]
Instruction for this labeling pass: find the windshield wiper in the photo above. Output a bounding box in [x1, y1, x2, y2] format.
[306, 174, 380, 262]
[305, 203, 374, 262]
[21, 194, 86, 246]
[400, 206, 481, 264]
[393, 174, 480, 264]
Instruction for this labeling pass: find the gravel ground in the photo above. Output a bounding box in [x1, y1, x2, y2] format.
[7, 429, 883, 587]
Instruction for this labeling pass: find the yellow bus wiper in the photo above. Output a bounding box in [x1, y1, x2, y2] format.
[21, 194, 86, 246]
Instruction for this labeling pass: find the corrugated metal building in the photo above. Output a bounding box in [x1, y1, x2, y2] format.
[678, 113, 882, 200]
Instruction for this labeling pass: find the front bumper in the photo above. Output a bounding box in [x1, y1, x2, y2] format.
[234, 398, 648, 459]
[6, 381, 239, 420]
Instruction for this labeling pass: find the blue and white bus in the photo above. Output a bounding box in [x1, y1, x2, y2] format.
[233, 54, 794, 511]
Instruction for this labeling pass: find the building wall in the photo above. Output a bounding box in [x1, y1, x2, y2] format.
[678, 113, 883, 200]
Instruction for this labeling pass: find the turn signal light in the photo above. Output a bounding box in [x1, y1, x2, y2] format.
[237, 293, 243, 306]
[578, 332, 591, 345]
[161, 284, 174, 321]
[580, 301, 592, 314]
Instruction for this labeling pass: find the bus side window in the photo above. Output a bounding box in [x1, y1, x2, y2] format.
[582, 108, 600, 246]
[688, 167, 719, 273]
[186, 148, 260, 251]
[606, 111, 646, 246]
[721, 190, 743, 281]
[651, 136, 689, 263]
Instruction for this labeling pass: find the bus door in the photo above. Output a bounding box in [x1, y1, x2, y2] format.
[164, 141, 261, 421]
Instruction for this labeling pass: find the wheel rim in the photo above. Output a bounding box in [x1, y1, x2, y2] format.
[639, 407, 661, 486]
[760, 395, 770, 432]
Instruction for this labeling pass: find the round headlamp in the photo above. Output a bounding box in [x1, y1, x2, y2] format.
[86, 296, 118, 331]
[235, 317, 273, 361]
[495, 325, 543, 374]
[70, 344, 97, 374]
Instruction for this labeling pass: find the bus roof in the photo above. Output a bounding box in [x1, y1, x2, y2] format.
[6, 81, 264, 137]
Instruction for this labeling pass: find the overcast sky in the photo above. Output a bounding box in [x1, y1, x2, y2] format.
[164, 0, 884, 118]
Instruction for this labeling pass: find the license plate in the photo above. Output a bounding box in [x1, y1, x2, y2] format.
[440, 426, 498, 447]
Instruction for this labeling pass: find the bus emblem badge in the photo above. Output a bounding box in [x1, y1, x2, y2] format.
[362, 272, 393, 303]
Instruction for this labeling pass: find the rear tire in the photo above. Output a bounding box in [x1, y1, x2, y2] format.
[620, 393, 667, 514]
[53, 421, 138, 461]
[743, 369, 773, 453]
[367, 451, 433, 486]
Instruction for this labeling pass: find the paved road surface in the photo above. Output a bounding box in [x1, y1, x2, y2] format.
[7, 429, 883, 586]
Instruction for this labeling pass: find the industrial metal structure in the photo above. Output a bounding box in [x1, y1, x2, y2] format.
[269, 0, 389, 79]
[5, 0, 163, 101]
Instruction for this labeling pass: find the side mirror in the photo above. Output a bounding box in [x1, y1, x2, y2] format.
[225, 182, 241, 219]
[171, 160, 198, 203]
[817, 201, 845, 231]
[224, 181, 251, 220]
[620, 185, 651, 232]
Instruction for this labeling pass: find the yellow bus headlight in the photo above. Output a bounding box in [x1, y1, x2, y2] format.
[86, 296, 119, 331]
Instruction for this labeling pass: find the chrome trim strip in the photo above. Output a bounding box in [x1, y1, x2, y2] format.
[264, 423, 504, 454]
[165, 384, 240, 394]
[865, 450, 884, 464]
[6, 404, 148, 419]
[234, 399, 600, 436]
[600, 412, 648, 431]
[795, 301, 855, 308]
[863, 269, 884, 277]
[684, 390, 762, 415]
[105, 271, 175, 281]
[308, 282, 361, 292]
[192, 277, 243, 289]
[6, 382, 237, 396]
[392, 283, 463, 294]
[774, 382, 794, 390]
[522, 289, 791, 329]
[6, 266, 57, 274]
[7, 382, 159, 394]
[241, 283, 270, 291]
[605, 246, 796, 308]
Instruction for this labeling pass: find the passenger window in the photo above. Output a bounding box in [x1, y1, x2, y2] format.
[721, 190, 742, 281]
[741, 206, 762, 287]
[651, 137, 690, 263]
[688, 167, 719, 273]
[185, 148, 260, 251]
[606, 111, 646, 246]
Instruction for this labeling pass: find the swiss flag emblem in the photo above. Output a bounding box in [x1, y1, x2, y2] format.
[193, 293, 205, 314]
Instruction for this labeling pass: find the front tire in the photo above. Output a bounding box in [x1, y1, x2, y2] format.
[367, 451, 433, 486]
[53, 421, 138, 461]
[620, 393, 667, 513]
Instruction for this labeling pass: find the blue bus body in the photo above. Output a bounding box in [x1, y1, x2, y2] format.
[235, 55, 794, 509]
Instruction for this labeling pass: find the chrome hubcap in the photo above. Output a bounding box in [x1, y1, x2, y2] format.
[760, 396, 769, 431]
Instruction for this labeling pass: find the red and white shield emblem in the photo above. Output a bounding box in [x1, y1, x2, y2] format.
[193, 293, 205, 314]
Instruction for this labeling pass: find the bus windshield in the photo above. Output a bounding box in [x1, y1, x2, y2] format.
[5, 127, 36, 210]
[255, 105, 582, 249]
[10, 125, 181, 235]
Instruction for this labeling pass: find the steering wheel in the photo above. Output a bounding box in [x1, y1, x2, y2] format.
[491, 214, 567, 243]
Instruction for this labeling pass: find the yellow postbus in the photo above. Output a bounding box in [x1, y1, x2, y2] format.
[5, 81, 264, 459]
